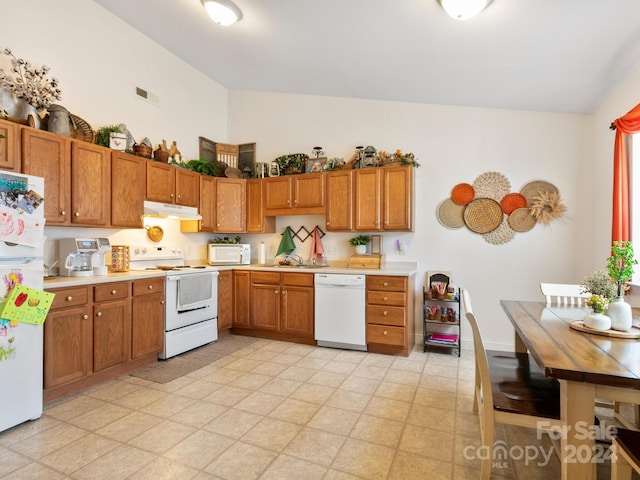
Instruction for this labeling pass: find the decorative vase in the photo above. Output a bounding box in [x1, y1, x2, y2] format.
[583, 312, 611, 331]
[354, 245, 366, 255]
[46, 104, 72, 137]
[0, 89, 41, 129]
[608, 296, 633, 331]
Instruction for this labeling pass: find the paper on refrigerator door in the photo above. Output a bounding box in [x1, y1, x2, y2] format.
[0, 172, 45, 248]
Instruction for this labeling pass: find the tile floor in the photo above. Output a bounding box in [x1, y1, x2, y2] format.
[0, 338, 622, 479]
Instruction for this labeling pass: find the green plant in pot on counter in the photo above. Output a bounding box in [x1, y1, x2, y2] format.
[349, 234, 371, 254]
[349, 235, 371, 246]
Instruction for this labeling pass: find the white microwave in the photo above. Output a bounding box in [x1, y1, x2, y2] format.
[208, 244, 251, 265]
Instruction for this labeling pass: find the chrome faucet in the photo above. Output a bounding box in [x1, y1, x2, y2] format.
[284, 254, 304, 265]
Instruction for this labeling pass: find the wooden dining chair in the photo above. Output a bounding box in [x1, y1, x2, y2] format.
[612, 428, 640, 479]
[539, 282, 590, 307]
[462, 289, 562, 480]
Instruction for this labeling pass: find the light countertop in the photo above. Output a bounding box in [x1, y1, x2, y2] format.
[44, 262, 417, 289]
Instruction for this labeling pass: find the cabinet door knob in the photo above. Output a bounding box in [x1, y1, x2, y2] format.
[177, 194, 181, 199]
[383, 330, 388, 335]
[383, 296, 388, 301]
[282, 290, 286, 295]
[383, 310, 388, 315]
[148, 285, 153, 290]
[217, 224, 220, 227]
[83, 314, 88, 320]
[74, 212, 80, 217]
[275, 290, 279, 294]
[111, 290, 117, 295]
[61, 210, 66, 216]
[66, 296, 73, 302]
[383, 282, 389, 287]
[96, 311, 102, 317]
[161, 300, 165, 305]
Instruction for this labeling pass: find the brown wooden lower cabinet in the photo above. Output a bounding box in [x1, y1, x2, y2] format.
[44, 287, 92, 390]
[44, 278, 164, 403]
[232, 271, 314, 344]
[366, 274, 415, 357]
[232, 271, 251, 328]
[217, 270, 233, 333]
[131, 277, 165, 359]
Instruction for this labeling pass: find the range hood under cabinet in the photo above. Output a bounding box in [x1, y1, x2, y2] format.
[143, 201, 202, 220]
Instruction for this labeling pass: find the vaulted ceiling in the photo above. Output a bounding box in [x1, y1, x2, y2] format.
[93, 0, 640, 114]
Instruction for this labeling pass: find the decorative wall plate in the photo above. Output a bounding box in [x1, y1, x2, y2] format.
[463, 198, 503, 234]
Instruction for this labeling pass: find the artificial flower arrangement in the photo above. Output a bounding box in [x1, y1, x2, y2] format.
[375, 149, 421, 167]
[586, 294, 609, 314]
[581, 269, 617, 301]
[0, 48, 62, 110]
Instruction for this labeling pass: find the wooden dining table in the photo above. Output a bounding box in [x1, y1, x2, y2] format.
[500, 300, 640, 480]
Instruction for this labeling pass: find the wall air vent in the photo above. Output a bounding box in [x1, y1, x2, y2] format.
[134, 85, 160, 106]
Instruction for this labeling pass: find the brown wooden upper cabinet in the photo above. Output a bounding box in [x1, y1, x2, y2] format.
[70, 141, 111, 226]
[183, 176, 246, 233]
[325, 170, 354, 231]
[264, 172, 325, 215]
[381, 164, 414, 231]
[111, 151, 145, 228]
[213, 177, 246, 233]
[352, 165, 414, 232]
[22, 127, 110, 226]
[246, 179, 275, 233]
[0, 118, 21, 172]
[145, 161, 200, 207]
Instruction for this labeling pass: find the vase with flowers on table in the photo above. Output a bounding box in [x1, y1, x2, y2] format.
[606, 241, 637, 331]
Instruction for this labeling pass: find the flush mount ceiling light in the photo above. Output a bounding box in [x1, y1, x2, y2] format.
[438, 0, 492, 21]
[201, 0, 242, 26]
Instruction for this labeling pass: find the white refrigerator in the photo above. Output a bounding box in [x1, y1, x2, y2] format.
[0, 172, 46, 432]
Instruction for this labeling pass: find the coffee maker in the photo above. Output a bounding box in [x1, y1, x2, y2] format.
[59, 238, 100, 277]
[92, 237, 111, 276]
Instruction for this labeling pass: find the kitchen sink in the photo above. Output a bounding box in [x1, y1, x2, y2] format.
[268, 264, 328, 269]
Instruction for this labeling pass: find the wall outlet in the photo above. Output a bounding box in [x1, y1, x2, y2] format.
[328, 243, 337, 255]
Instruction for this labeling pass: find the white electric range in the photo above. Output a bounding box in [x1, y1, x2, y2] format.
[130, 245, 219, 359]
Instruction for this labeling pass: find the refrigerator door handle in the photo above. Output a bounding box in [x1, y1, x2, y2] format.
[0, 257, 38, 266]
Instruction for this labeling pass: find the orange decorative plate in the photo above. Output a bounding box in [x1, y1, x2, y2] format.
[500, 193, 527, 214]
[451, 183, 475, 205]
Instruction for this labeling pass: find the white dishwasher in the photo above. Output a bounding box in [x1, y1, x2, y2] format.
[314, 273, 367, 351]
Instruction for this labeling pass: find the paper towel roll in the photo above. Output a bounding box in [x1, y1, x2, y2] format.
[258, 242, 266, 264]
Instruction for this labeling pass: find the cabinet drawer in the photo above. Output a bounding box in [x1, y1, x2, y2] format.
[367, 291, 405, 306]
[50, 287, 89, 310]
[132, 277, 165, 297]
[367, 305, 406, 326]
[366, 276, 406, 292]
[367, 324, 406, 347]
[281, 272, 314, 287]
[251, 271, 280, 285]
[94, 282, 130, 302]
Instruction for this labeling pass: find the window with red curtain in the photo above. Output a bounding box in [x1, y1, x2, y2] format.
[611, 103, 640, 243]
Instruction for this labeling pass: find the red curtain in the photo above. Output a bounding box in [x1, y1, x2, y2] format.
[611, 103, 640, 242]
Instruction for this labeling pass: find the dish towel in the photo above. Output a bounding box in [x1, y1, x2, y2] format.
[276, 226, 296, 257]
[308, 226, 324, 261]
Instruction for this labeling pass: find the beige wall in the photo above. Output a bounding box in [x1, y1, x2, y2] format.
[229, 91, 594, 349]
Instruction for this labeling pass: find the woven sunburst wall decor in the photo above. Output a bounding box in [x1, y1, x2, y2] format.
[436, 172, 566, 245]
